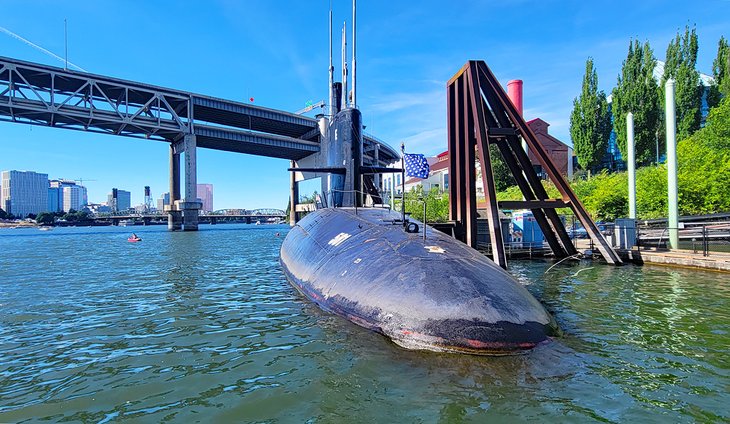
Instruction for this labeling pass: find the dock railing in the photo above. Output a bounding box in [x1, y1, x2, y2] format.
[636, 222, 730, 256]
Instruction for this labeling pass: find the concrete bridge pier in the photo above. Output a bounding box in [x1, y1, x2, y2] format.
[167, 134, 201, 231]
[290, 160, 299, 226]
[167, 144, 183, 231]
[179, 134, 201, 231]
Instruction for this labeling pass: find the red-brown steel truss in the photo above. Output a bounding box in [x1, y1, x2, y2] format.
[447, 60, 622, 268]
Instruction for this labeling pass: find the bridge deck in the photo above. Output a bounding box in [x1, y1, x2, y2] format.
[0, 56, 399, 163]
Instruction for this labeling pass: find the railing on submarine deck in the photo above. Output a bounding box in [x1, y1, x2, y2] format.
[319, 189, 429, 240]
[320, 189, 394, 214]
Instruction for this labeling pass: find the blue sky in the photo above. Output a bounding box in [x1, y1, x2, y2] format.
[1, 0, 728, 210]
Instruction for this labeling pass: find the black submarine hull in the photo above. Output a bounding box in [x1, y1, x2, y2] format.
[280, 207, 559, 355]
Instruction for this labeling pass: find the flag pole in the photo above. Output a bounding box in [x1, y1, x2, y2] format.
[401, 142, 406, 225]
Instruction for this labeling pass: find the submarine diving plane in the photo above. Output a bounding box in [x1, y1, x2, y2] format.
[279, 3, 559, 355]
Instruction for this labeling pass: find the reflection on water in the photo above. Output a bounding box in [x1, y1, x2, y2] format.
[0, 224, 728, 422]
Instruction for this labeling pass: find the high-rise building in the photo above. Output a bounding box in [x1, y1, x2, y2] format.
[47, 187, 61, 212]
[144, 186, 152, 212]
[62, 185, 87, 212]
[108, 188, 131, 212]
[49, 179, 87, 212]
[157, 192, 170, 212]
[196, 183, 214, 213]
[1, 170, 49, 217]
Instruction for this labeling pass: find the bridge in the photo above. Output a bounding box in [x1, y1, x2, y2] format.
[93, 209, 287, 225]
[0, 56, 399, 230]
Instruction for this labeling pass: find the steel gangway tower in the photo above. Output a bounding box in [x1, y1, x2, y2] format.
[447, 60, 621, 269]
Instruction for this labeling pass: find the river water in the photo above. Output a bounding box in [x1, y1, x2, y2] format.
[0, 224, 727, 423]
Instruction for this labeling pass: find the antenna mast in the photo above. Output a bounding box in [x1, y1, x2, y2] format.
[64, 18, 68, 70]
[341, 22, 348, 109]
[328, 5, 334, 117]
[351, 0, 356, 108]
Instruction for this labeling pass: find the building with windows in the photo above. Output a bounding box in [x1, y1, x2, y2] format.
[1, 170, 49, 217]
[196, 183, 214, 213]
[63, 185, 87, 212]
[49, 179, 87, 212]
[157, 192, 170, 212]
[526, 118, 574, 179]
[108, 188, 131, 212]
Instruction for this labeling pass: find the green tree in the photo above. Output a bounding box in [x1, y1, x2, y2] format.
[708, 36, 729, 108]
[612, 40, 661, 165]
[0, 208, 7, 219]
[662, 26, 702, 141]
[35, 212, 55, 225]
[570, 57, 612, 172]
[488, 145, 516, 191]
[402, 186, 450, 223]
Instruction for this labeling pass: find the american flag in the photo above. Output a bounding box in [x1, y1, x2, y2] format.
[404, 153, 430, 179]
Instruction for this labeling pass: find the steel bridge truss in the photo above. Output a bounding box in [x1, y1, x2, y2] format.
[0, 59, 191, 141]
[447, 60, 621, 268]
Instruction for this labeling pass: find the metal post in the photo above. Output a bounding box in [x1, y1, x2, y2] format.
[390, 172, 395, 210]
[666, 79, 679, 249]
[64, 18, 68, 71]
[401, 142, 406, 224]
[423, 198, 427, 241]
[351, 0, 356, 109]
[627, 112, 636, 219]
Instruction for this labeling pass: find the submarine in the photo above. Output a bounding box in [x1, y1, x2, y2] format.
[280, 4, 559, 355]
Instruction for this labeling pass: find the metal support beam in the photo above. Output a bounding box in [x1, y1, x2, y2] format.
[467, 63, 506, 269]
[498, 200, 568, 209]
[476, 61, 618, 264]
[447, 60, 621, 266]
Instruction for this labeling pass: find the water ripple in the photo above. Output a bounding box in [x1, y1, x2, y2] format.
[1, 225, 728, 422]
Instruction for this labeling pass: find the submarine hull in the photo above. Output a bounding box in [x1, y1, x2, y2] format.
[280, 207, 559, 355]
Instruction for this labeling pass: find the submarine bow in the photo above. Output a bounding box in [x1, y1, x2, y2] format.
[280, 207, 559, 355]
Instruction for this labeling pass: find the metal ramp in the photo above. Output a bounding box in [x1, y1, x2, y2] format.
[447, 60, 622, 269]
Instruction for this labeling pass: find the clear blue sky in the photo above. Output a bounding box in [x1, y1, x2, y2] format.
[1, 0, 727, 210]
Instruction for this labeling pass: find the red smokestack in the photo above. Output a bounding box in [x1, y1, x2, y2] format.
[507, 79, 523, 116]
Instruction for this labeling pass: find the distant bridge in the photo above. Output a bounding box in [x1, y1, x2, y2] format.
[93, 209, 287, 225]
[0, 56, 398, 230]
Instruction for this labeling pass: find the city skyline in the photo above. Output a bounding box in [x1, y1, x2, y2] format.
[0, 166, 221, 216]
[0, 1, 727, 209]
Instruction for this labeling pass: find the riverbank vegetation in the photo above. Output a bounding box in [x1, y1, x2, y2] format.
[496, 97, 730, 221]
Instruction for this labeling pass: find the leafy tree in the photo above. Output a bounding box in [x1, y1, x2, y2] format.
[0, 208, 7, 219]
[662, 26, 702, 141]
[488, 145, 515, 191]
[402, 186, 450, 223]
[612, 40, 661, 165]
[708, 36, 729, 108]
[570, 58, 612, 172]
[36, 212, 55, 225]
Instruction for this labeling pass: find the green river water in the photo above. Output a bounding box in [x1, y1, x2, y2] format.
[0, 224, 727, 423]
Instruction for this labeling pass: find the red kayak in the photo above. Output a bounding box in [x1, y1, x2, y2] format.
[128, 237, 142, 243]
